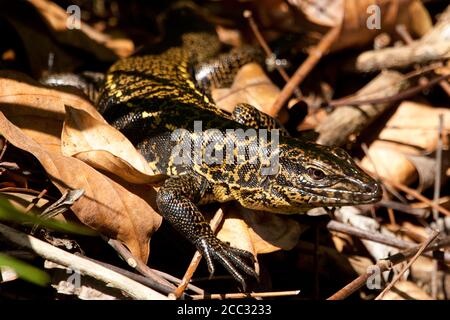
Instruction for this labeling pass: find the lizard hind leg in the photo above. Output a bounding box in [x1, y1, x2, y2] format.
[156, 174, 258, 289]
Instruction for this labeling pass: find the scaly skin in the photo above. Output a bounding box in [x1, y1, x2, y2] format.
[97, 32, 382, 289]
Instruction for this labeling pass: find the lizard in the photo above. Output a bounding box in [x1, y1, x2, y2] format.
[95, 30, 382, 289]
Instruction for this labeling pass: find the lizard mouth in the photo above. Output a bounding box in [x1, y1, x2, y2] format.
[301, 181, 383, 206]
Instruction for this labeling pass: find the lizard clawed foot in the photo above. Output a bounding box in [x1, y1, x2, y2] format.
[196, 237, 258, 290]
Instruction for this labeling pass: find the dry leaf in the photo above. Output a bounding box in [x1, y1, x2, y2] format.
[0, 113, 162, 263]
[212, 63, 281, 117]
[287, 0, 431, 52]
[361, 101, 450, 184]
[381, 281, 432, 300]
[28, 0, 134, 60]
[0, 71, 100, 153]
[217, 203, 304, 255]
[288, 0, 344, 27]
[62, 105, 166, 185]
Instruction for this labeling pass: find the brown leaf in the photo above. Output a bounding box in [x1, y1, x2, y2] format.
[0, 112, 162, 263]
[288, 0, 344, 28]
[0, 71, 100, 153]
[381, 281, 432, 300]
[217, 203, 304, 255]
[212, 63, 281, 117]
[286, 0, 431, 52]
[28, 0, 134, 60]
[360, 101, 450, 185]
[62, 105, 167, 185]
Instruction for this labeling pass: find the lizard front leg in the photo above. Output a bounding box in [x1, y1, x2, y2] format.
[232, 103, 289, 136]
[156, 173, 258, 289]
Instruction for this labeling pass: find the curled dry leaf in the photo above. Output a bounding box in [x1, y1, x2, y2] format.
[62, 105, 167, 185]
[28, 0, 134, 60]
[286, 0, 431, 52]
[212, 63, 281, 117]
[0, 71, 99, 153]
[0, 113, 162, 263]
[361, 101, 450, 185]
[217, 203, 304, 256]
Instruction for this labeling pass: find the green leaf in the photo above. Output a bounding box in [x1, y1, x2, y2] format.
[0, 253, 50, 286]
[0, 197, 97, 236]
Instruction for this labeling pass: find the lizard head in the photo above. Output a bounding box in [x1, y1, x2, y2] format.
[251, 138, 383, 213]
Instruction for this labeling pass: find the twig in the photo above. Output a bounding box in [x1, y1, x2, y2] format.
[191, 290, 300, 300]
[320, 62, 443, 112]
[329, 73, 450, 107]
[75, 253, 184, 298]
[431, 114, 444, 299]
[271, 26, 340, 114]
[147, 268, 203, 295]
[327, 231, 444, 300]
[106, 238, 177, 290]
[0, 139, 7, 161]
[396, 25, 450, 98]
[170, 209, 225, 299]
[380, 175, 450, 217]
[25, 188, 47, 213]
[375, 230, 439, 300]
[243, 10, 302, 98]
[376, 200, 428, 218]
[0, 222, 167, 300]
[327, 220, 450, 263]
[0, 187, 55, 198]
[433, 114, 444, 220]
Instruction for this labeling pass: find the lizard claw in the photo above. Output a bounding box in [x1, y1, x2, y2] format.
[196, 237, 258, 290]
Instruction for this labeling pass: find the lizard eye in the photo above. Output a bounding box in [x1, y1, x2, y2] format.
[307, 167, 326, 180]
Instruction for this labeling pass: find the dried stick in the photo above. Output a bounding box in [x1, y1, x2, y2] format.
[355, 5, 450, 72]
[0, 222, 167, 300]
[327, 220, 450, 263]
[271, 26, 340, 114]
[327, 231, 444, 300]
[106, 238, 177, 290]
[431, 114, 444, 298]
[170, 209, 225, 299]
[356, 41, 450, 72]
[24, 188, 47, 213]
[374, 230, 439, 300]
[329, 73, 450, 107]
[317, 70, 406, 146]
[191, 289, 300, 300]
[396, 24, 450, 97]
[243, 10, 302, 98]
[76, 253, 184, 298]
[381, 176, 450, 217]
[107, 238, 204, 295]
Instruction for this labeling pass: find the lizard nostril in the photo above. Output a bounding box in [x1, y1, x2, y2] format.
[365, 183, 379, 194]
